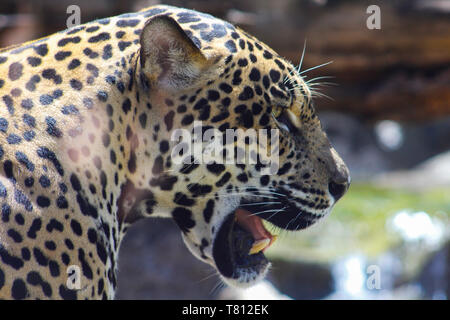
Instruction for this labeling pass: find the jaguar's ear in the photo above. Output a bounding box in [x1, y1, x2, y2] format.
[140, 15, 209, 91]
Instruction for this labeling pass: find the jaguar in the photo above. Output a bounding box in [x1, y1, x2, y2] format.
[0, 5, 349, 299]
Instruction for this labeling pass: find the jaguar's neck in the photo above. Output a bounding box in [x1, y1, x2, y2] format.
[55, 51, 145, 298]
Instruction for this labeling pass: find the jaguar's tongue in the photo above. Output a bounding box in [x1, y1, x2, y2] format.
[235, 208, 277, 254]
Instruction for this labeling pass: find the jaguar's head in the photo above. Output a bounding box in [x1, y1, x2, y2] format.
[135, 8, 349, 287]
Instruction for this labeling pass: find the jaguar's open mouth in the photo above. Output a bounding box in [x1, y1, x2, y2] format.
[212, 195, 327, 286]
[212, 208, 275, 285]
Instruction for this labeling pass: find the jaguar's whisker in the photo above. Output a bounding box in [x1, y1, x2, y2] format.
[297, 39, 307, 74]
[265, 206, 287, 221]
[248, 207, 285, 217]
[240, 201, 280, 206]
[298, 60, 333, 75]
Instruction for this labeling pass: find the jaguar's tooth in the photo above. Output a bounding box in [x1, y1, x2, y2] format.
[249, 238, 271, 255]
[271, 235, 278, 244]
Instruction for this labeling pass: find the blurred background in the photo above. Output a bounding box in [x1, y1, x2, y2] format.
[1, 0, 448, 299]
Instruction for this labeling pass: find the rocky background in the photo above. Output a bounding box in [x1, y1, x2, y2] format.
[1, 0, 449, 299]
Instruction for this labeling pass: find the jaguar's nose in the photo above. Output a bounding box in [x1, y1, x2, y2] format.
[328, 180, 349, 201]
[328, 167, 350, 201]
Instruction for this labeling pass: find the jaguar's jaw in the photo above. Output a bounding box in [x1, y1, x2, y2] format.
[210, 190, 333, 287]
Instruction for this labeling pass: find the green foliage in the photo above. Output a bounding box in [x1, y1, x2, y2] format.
[266, 183, 450, 263]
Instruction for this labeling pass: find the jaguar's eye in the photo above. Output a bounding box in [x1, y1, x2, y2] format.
[272, 107, 298, 134]
[271, 106, 288, 132]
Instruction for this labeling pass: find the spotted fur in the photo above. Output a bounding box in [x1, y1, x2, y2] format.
[0, 5, 349, 299]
